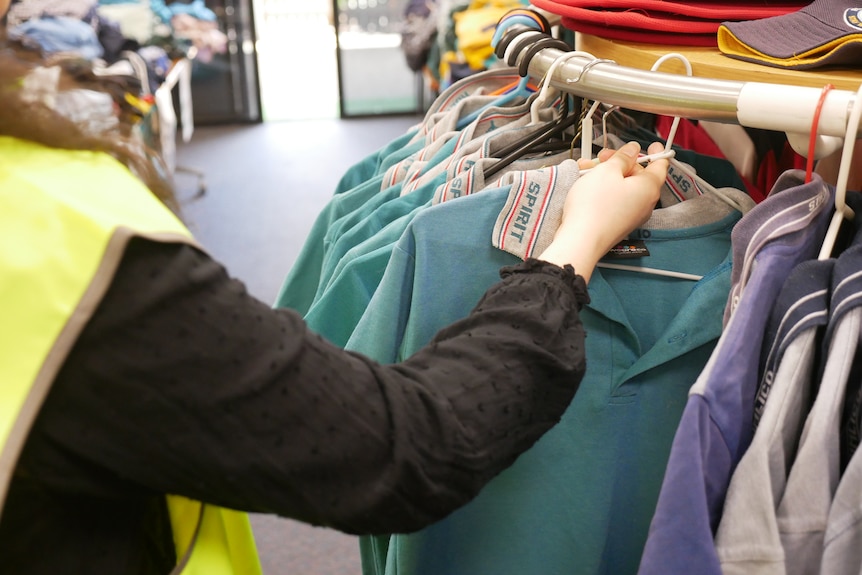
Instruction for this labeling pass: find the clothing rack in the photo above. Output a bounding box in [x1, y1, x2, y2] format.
[505, 33, 861, 141]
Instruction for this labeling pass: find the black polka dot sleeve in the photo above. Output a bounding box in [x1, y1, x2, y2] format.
[19, 239, 589, 536]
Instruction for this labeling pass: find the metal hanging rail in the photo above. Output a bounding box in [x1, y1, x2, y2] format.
[508, 35, 861, 140]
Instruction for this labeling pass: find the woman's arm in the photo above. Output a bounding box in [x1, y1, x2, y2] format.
[18, 238, 588, 535]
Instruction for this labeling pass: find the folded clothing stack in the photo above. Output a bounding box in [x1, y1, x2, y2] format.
[530, 0, 810, 46]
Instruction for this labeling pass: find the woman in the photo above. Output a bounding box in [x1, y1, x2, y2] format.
[0, 3, 668, 572]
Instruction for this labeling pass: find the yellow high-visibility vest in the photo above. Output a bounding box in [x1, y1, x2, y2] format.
[0, 136, 262, 575]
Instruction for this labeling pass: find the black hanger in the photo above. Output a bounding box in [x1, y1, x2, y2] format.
[484, 96, 583, 180]
[495, 26, 540, 60]
[518, 37, 571, 77]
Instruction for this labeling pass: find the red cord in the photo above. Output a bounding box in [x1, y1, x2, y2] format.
[806, 84, 835, 183]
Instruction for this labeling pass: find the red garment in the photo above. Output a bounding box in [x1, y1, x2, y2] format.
[655, 116, 726, 160]
[757, 141, 807, 199]
[557, 7, 725, 33]
[654, 115, 767, 202]
[534, 0, 808, 20]
[654, 115, 807, 203]
[530, 0, 809, 47]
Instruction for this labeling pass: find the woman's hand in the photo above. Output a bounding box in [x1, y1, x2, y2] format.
[537, 141, 669, 283]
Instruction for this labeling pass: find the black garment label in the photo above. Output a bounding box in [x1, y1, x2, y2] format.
[604, 239, 650, 259]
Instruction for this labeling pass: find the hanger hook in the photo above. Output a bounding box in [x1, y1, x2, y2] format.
[566, 58, 615, 85]
[530, 50, 597, 124]
[519, 37, 572, 78]
[532, 55, 613, 160]
[817, 82, 862, 260]
[579, 100, 605, 162]
[602, 106, 621, 149]
[650, 53, 693, 152]
[503, 30, 546, 67]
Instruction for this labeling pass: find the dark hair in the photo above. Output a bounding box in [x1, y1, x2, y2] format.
[0, 35, 180, 214]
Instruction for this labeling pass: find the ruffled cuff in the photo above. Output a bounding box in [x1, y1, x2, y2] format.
[499, 258, 590, 308]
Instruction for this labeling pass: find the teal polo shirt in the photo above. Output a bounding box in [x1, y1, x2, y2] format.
[304, 148, 575, 346]
[346, 186, 741, 575]
[332, 129, 418, 196]
[274, 91, 510, 315]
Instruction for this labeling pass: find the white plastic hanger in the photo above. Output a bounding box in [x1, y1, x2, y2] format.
[579, 99, 603, 163]
[584, 98, 702, 281]
[649, 53, 750, 215]
[578, 147, 676, 174]
[526, 50, 742, 282]
[529, 49, 599, 125]
[573, 58, 618, 162]
[651, 53, 688, 152]
[524, 50, 677, 171]
[596, 262, 705, 281]
[817, 83, 861, 260]
[588, 53, 746, 282]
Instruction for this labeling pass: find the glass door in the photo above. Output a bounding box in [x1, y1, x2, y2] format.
[333, 0, 423, 117]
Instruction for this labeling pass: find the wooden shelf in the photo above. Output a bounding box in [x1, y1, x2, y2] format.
[576, 34, 862, 92]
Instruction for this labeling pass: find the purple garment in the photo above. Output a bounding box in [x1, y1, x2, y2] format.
[637, 170, 835, 575]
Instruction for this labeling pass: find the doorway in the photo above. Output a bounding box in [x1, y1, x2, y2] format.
[253, 0, 340, 120]
[253, 0, 423, 121]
